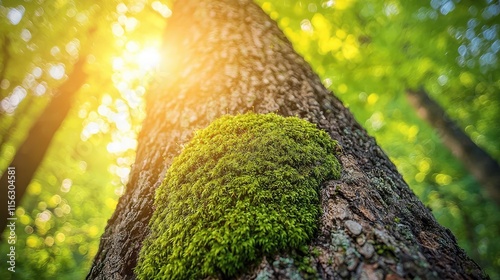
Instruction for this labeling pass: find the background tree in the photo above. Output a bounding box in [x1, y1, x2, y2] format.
[0, 41, 90, 236]
[88, 0, 485, 278]
[0, 1, 165, 278]
[407, 88, 500, 205]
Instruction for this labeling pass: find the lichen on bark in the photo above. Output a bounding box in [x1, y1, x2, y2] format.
[135, 113, 341, 279]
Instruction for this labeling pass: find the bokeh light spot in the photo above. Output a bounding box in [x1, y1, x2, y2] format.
[7, 6, 24, 25]
[49, 64, 66, 80]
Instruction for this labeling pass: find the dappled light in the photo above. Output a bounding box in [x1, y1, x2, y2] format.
[0, 0, 167, 278]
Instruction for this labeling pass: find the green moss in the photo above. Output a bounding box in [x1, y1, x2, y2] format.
[311, 248, 321, 257]
[374, 243, 396, 257]
[135, 113, 341, 279]
[296, 256, 317, 276]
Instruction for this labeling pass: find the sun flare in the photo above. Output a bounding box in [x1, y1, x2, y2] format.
[136, 47, 161, 70]
[112, 42, 161, 72]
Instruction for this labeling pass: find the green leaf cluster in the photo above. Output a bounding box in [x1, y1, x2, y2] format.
[135, 113, 341, 279]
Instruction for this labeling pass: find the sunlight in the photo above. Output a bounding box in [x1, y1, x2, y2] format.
[90, 41, 160, 186]
[111, 44, 161, 72]
[136, 47, 161, 70]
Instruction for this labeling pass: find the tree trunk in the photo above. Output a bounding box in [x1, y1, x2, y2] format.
[0, 35, 10, 92]
[407, 88, 500, 206]
[88, 1, 486, 279]
[0, 23, 100, 236]
[0, 52, 88, 236]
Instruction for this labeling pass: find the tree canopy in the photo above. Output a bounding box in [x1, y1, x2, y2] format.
[0, 0, 498, 279]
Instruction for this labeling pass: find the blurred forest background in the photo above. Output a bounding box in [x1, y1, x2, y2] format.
[0, 0, 499, 279]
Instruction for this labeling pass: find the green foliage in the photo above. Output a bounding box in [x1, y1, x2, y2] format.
[0, 99, 119, 280]
[0, 0, 165, 279]
[135, 113, 341, 279]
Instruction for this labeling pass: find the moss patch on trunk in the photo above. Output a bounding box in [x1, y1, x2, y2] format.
[135, 113, 341, 279]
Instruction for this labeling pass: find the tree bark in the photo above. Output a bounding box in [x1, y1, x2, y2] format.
[88, 1, 486, 279]
[407, 88, 500, 206]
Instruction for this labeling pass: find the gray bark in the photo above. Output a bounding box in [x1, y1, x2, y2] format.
[88, 1, 486, 279]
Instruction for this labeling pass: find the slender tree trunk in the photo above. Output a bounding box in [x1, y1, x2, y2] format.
[88, 1, 486, 279]
[0, 35, 10, 91]
[0, 55, 87, 236]
[407, 88, 500, 206]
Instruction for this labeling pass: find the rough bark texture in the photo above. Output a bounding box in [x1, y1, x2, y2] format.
[407, 88, 500, 206]
[0, 55, 88, 236]
[88, 1, 486, 279]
